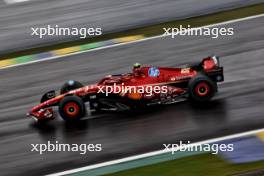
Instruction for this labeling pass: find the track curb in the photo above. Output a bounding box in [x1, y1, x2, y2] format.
[0, 35, 144, 69]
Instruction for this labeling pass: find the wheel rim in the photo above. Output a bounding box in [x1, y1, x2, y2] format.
[195, 82, 210, 96]
[64, 102, 80, 117]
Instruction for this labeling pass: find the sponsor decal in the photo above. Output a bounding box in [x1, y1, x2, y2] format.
[170, 77, 176, 81]
[148, 67, 160, 77]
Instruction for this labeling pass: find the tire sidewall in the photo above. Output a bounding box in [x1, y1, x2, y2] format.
[188, 74, 216, 101]
[59, 96, 85, 121]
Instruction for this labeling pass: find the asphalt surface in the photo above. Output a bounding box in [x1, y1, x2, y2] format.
[0, 16, 264, 175]
[0, 0, 264, 54]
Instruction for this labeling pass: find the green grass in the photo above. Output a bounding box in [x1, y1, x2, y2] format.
[1, 3, 264, 60]
[104, 153, 264, 176]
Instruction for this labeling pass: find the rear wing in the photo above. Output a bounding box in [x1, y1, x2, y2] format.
[202, 56, 224, 82]
[202, 55, 220, 70]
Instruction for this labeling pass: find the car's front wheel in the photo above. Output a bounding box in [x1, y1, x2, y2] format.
[59, 96, 85, 121]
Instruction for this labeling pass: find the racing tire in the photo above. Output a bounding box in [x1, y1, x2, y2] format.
[188, 74, 217, 102]
[59, 96, 86, 121]
[60, 80, 84, 94]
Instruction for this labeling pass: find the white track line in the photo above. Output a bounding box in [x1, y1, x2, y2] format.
[3, 0, 30, 4]
[1, 13, 264, 71]
[47, 128, 264, 176]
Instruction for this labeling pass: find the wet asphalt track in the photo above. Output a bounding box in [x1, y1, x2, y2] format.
[0, 0, 264, 54]
[0, 16, 264, 175]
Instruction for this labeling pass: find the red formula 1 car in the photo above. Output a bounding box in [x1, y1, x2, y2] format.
[27, 56, 224, 123]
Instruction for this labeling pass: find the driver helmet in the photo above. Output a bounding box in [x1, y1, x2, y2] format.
[133, 63, 141, 69]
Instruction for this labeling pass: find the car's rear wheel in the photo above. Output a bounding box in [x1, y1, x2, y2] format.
[59, 96, 85, 121]
[188, 74, 217, 102]
[60, 80, 83, 94]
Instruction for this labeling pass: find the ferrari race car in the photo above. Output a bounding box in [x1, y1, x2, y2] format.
[27, 56, 224, 122]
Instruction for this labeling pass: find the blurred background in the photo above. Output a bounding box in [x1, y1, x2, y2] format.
[0, 0, 264, 175]
[0, 0, 263, 54]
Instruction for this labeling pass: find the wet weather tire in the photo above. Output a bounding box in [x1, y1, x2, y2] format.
[59, 96, 85, 121]
[188, 74, 217, 102]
